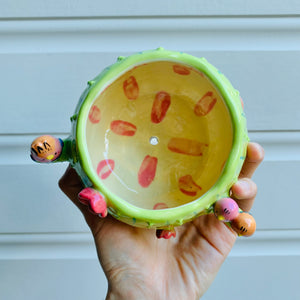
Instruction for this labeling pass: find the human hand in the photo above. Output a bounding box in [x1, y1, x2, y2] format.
[59, 142, 264, 300]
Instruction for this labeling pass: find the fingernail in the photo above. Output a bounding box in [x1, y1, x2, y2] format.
[234, 179, 250, 197]
[249, 142, 265, 162]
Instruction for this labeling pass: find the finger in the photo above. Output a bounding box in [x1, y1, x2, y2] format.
[58, 165, 98, 217]
[59, 165, 106, 229]
[59, 165, 83, 203]
[239, 142, 264, 179]
[231, 178, 257, 212]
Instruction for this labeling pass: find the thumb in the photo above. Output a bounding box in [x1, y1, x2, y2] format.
[58, 165, 103, 230]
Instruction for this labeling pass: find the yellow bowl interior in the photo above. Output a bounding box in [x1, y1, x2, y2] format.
[85, 61, 233, 210]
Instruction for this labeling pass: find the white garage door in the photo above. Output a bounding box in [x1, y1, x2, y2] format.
[0, 1, 300, 299]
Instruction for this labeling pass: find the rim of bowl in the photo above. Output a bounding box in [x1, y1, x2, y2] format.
[76, 48, 247, 225]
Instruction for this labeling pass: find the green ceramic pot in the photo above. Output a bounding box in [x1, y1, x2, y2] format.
[31, 48, 249, 235]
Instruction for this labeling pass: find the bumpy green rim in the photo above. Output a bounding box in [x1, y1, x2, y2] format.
[75, 48, 248, 228]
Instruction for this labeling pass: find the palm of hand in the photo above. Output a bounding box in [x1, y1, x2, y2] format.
[93, 214, 236, 300]
[59, 142, 263, 300]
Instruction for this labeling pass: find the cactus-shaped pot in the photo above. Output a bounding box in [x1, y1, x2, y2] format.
[31, 48, 254, 238]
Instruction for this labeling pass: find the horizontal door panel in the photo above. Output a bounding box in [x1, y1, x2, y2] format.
[1, 0, 300, 18]
[0, 256, 298, 300]
[0, 159, 298, 232]
[204, 255, 300, 300]
[0, 163, 89, 233]
[0, 51, 299, 133]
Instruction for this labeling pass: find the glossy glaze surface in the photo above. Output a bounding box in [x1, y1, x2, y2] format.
[85, 61, 233, 209]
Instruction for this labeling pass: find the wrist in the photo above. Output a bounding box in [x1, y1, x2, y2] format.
[105, 278, 162, 300]
[106, 286, 150, 300]
[104, 266, 160, 300]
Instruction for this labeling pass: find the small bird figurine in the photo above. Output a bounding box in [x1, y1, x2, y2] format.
[30, 135, 63, 163]
[214, 198, 239, 222]
[231, 212, 256, 237]
[214, 198, 256, 236]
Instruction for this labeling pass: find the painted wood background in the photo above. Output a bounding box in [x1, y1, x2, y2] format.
[1, 1, 300, 299]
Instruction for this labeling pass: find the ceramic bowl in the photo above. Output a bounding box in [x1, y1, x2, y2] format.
[31, 48, 248, 231]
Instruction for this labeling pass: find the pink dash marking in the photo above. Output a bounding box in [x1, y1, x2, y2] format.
[97, 159, 115, 180]
[151, 91, 171, 124]
[194, 91, 217, 116]
[110, 120, 137, 136]
[168, 138, 208, 156]
[173, 65, 191, 75]
[178, 175, 202, 196]
[138, 155, 158, 188]
[240, 96, 244, 110]
[220, 160, 227, 171]
[123, 76, 139, 100]
[89, 105, 101, 123]
[153, 202, 168, 210]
